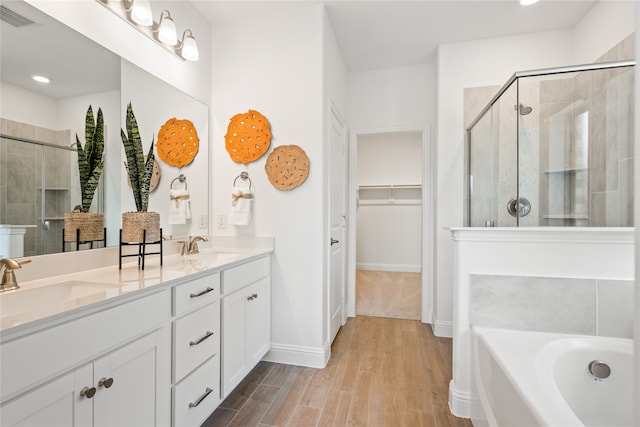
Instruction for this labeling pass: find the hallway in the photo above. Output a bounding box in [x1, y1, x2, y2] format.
[203, 316, 471, 427]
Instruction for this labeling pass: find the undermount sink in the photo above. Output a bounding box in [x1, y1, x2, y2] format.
[0, 281, 121, 327]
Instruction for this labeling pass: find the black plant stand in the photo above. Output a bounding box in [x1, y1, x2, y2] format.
[119, 228, 163, 270]
[62, 228, 107, 252]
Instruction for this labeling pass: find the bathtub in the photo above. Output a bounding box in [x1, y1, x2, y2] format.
[471, 327, 633, 427]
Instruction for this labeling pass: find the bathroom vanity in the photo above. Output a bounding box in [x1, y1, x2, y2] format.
[0, 246, 272, 426]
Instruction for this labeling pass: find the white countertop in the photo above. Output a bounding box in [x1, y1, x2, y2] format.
[0, 246, 272, 338]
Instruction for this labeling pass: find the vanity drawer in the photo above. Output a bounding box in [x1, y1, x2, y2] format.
[173, 301, 220, 383]
[173, 354, 220, 427]
[222, 256, 270, 295]
[173, 272, 220, 316]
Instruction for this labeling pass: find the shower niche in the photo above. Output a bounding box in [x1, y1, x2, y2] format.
[466, 58, 634, 228]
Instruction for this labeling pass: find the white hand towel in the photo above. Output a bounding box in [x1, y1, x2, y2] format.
[168, 189, 191, 224]
[229, 186, 253, 225]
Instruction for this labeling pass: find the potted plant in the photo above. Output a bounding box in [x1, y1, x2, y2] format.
[64, 105, 105, 244]
[120, 102, 160, 243]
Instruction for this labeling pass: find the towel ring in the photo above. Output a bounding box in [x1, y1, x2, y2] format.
[233, 171, 252, 190]
[171, 174, 188, 190]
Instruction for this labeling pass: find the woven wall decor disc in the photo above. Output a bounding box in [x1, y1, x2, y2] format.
[225, 110, 271, 164]
[156, 118, 199, 168]
[265, 145, 309, 191]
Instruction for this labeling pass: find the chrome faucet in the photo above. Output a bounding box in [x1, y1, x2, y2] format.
[0, 258, 31, 292]
[188, 236, 208, 254]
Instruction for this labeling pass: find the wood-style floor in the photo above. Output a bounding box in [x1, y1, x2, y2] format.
[356, 270, 421, 320]
[203, 316, 472, 427]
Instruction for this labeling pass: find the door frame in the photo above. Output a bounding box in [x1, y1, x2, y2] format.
[347, 125, 434, 324]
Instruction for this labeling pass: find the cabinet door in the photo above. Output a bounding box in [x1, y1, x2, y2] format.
[246, 277, 271, 366]
[0, 364, 93, 427]
[222, 288, 248, 398]
[93, 332, 162, 427]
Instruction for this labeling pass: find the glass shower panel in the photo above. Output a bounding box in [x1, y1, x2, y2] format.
[41, 145, 73, 254]
[468, 110, 496, 226]
[496, 83, 518, 227]
[1, 137, 39, 256]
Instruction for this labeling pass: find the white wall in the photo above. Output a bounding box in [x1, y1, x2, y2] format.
[211, 4, 346, 367]
[0, 82, 58, 130]
[573, 0, 636, 64]
[348, 64, 435, 129]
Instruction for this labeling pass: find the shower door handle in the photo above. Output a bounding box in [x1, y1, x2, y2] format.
[507, 197, 531, 217]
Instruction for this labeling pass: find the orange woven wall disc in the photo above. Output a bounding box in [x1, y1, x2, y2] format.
[156, 118, 199, 168]
[225, 110, 271, 164]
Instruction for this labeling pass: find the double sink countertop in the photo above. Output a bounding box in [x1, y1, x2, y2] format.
[0, 241, 273, 339]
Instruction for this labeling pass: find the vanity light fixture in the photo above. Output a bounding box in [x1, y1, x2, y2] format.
[178, 30, 199, 61]
[128, 0, 153, 27]
[155, 10, 177, 46]
[96, 0, 199, 62]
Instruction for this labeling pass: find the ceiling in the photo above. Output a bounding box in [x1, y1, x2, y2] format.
[193, 0, 597, 72]
[0, 0, 597, 100]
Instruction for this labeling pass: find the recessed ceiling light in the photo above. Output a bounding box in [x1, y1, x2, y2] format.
[31, 75, 50, 84]
[520, 0, 539, 5]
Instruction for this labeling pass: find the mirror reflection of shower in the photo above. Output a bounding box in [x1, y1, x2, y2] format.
[515, 103, 533, 115]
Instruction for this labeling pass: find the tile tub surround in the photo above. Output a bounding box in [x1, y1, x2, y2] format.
[470, 275, 634, 338]
[448, 227, 634, 418]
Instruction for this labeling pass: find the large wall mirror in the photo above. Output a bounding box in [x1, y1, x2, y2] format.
[0, 0, 209, 257]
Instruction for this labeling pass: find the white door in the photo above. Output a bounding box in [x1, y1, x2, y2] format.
[329, 103, 347, 344]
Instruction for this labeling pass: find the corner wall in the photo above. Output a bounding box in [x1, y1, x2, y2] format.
[210, 4, 344, 367]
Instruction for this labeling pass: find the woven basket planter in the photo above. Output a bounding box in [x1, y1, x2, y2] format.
[121, 211, 160, 243]
[64, 212, 104, 242]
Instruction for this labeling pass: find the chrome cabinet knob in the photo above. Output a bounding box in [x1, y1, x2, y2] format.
[80, 386, 96, 398]
[98, 377, 114, 388]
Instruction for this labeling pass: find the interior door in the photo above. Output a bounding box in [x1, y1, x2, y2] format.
[329, 104, 347, 344]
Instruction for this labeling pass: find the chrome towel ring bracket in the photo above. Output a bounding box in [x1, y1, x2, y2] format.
[233, 171, 252, 190]
[171, 174, 187, 190]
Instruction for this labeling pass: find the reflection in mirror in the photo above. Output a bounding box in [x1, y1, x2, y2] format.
[0, 0, 120, 256]
[120, 60, 209, 244]
[0, 1, 210, 257]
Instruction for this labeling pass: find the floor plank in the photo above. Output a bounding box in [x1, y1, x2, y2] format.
[202, 316, 471, 427]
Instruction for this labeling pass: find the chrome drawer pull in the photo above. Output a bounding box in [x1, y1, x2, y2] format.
[247, 293, 258, 301]
[189, 331, 214, 346]
[189, 387, 213, 408]
[189, 287, 214, 298]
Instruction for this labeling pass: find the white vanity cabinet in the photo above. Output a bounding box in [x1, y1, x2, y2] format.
[171, 272, 221, 427]
[221, 256, 271, 398]
[0, 290, 171, 427]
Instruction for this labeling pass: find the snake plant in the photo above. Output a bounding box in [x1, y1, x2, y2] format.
[121, 102, 155, 212]
[75, 105, 104, 212]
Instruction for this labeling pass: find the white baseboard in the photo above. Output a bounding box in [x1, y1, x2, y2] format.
[262, 342, 330, 369]
[449, 380, 471, 418]
[356, 263, 421, 273]
[431, 319, 453, 338]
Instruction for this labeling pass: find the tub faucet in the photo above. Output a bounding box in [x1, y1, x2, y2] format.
[0, 258, 31, 293]
[188, 236, 208, 254]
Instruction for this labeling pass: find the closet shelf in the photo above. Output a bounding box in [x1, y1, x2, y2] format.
[357, 184, 422, 205]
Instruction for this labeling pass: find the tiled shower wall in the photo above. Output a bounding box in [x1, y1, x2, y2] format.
[0, 118, 73, 255]
[470, 274, 634, 338]
[538, 33, 635, 226]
